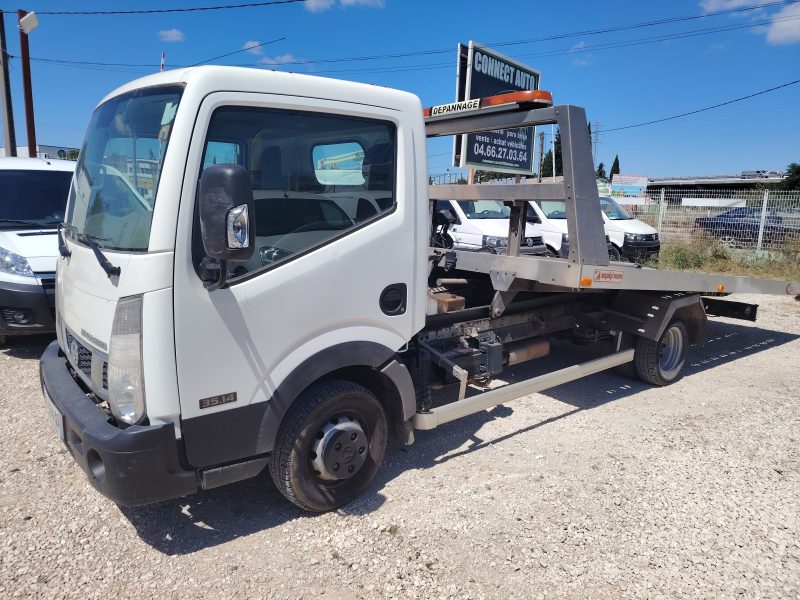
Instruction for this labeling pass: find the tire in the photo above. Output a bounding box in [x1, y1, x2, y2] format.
[609, 245, 622, 261]
[634, 320, 689, 386]
[0, 334, 6, 347]
[545, 246, 559, 258]
[269, 379, 388, 513]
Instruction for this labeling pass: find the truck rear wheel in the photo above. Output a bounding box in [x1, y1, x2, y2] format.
[269, 379, 388, 513]
[634, 319, 689, 386]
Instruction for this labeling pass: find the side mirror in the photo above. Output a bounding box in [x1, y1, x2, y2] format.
[525, 205, 541, 224]
[199, 164, 255, 262]
[434, 207, 457, 227]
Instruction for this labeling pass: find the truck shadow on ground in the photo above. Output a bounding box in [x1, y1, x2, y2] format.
[119, 318, 797, 555]
[0, 334, 52, 360]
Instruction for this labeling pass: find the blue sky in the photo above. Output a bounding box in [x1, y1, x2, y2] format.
[1, 0, 798, 177]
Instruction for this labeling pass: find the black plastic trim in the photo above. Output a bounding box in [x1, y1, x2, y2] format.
[39, 341, 198, 506]
[0, 279, 55, 334]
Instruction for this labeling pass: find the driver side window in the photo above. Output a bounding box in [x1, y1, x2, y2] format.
[197, 106, 397, 280]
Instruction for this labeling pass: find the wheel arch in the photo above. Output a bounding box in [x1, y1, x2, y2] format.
[181, 341, 415, 468]
[263, 341, 415, 454]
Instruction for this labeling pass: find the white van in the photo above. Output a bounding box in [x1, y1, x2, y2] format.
[598, 196, 660, 261]
[433, 199, 546, 255]
[0, 157, 75, 344]
[525, 197, 658, 261]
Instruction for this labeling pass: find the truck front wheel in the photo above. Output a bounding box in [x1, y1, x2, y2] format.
[269, 379, 388, 512]
[634, 319, 689, 386]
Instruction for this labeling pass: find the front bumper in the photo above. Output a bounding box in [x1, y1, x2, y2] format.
[39, 340, 198, 506]
[0, 279, 55, 336]
[621, 240, 660, 260]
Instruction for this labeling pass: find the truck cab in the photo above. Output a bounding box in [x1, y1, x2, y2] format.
[42, 67, 428, 509]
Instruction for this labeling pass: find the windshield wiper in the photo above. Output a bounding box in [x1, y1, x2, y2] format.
[0, 218, 60, 227]
[79, 234, 121, 278]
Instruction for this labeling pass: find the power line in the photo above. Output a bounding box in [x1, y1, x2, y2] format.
[0, 0, 306, 15]
[191, 37, 284, 66]
[605, 79, 800, 132]
[21, 12, 800, 74]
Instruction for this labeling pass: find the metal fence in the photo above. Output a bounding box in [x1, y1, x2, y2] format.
[615, 189, 800, 252]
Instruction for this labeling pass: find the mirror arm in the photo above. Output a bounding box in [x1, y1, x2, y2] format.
[199, 257, 229, 291]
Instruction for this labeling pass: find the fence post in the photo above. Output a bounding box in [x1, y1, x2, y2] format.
[756, 189, 769, 252]
[657, 188, 666, 234]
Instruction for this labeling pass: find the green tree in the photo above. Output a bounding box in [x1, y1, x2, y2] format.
[609, 154, 620, 182]
[66, 149, 79, 161]
[474, 170, 511, 183]
[540, 149, 553, 178]
[596, 162, 607, 179]
[777, 162, 800, 190]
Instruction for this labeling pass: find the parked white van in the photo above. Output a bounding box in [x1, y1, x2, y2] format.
[433, 199, 546, 255]
[0, 157, 75, 344]
[525, 196, 658, 261]
[598, 196, 660, 261]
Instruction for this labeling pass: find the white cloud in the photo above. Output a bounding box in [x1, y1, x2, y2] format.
[706, 41, 730, 52]
[258, 54, 299, 66]
[305, 0, 384, 12]
[158, 28, 185, 42]
[698, 0, 800, 45]
[304, 0, 335, 11]
[242, 40, 264, 55]
[766, 3, 800, 44]
[569, 41, 592, 66]
[698, 0, 762, 12]
[340, 0, 385, 7]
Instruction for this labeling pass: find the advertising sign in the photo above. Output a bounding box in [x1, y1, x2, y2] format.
[610, 174, 649, 197]
[453, 41, 540, 175]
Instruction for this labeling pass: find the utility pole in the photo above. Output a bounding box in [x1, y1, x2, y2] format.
[17, 9, 37, 158]
[591, 121, 602, 166]
[0, 14, 17, 156]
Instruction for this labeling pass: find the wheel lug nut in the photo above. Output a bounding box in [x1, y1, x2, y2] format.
[333, 463, 339, 471]
[334, 442, 342, 451]
[350, 433, 358, 441]
[358, 446, 365, 454]
[348, 465, 355, 473]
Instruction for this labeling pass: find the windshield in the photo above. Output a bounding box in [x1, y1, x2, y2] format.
[599, 196, 633, 220]
[536, 200, 567, 219]
[0, 170, 73, 228]
[65, 85, 182, 251]
[457, 200, 511, 219]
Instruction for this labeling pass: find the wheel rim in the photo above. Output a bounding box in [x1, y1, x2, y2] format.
[659, 326, 684, 379]
[310, 414, 369, 481]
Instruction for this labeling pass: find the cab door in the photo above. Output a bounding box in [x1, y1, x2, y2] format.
[172, 92, 419, 468]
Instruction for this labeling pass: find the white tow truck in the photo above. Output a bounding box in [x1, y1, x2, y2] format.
[40, 67, 799, 512]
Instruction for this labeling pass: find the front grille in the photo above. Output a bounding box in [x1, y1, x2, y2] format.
[524, 236, 544, 247]
[65, 330, 92, 381]
[641, 233, 658, 241]
[64, 330, 108, 391]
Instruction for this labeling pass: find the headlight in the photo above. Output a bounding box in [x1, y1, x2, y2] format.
[482, 235, 508, 248]
[625, 233, 646, 242]
[107, 295, 146, 425]
[0, 246, 34, 277]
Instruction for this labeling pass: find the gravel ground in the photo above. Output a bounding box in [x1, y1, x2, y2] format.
[1, 293, 799, 600]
